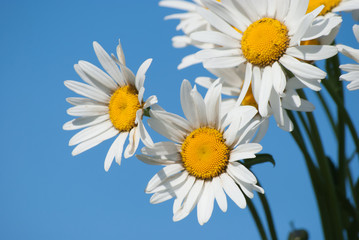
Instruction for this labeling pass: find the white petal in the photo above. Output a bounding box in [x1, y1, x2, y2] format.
[69, 120, 113, 146]
[178, 53, 203, 69]
[196, 7, 242, 40]
[180, 80, 199, 128]
[228, 162, 257, 183]
[190, 31, 239, 48]
[71, 127, 118, 156]
[236, 63, 252, 106]
[280, 55, 326, 80]
[159, 0, 196, 11]
[93, 41, 125, 86]
[333, 1, 359, 13]
[211, 177, 227, 212]
[135, 58, 152, 91]
[272, 61, 286, 94]
[148, 118, 185, 143]
[66, 97, 101, 106]
[229, 143, 262, 161]
[149, 171, 189, 194]
[136, 154, 180, 166]
[203, 57, 246, 69]
[173, 176, 196, 215]
[197, 181, 214, 225]
[340, 64, 359, 72]
[143, 95, 158, 109]
[289, 5, 323, 46]
[141, 142, 180, 156]
[202, 0, 250, 32]
[146, 164, 185, 193]
[286, 45, 338, 61]
[195, 48, 241, 59]
[67, 105, 108, 117]
[353, 25, 359, 43]
[252, 118, 269, 143]
[124, 127, 140, 158]
[64, 80, 110, 103]
[138, 115, 154, 147]
[78, 60, 119, 90]
[286, 0, 309, 29]
[347, 80, 359, 90]
[104, 132, 128, 171]
[220, 173, 246, 209]
[116, 39, 126, 65]
[191, 87, 208, 127]
[74, 63, 113, 94]
[258, 66, 272, 117]
[173, 179, 204, 222]
[63, 115, 109, 131]
[204, 79, 222, 129]
[150, 110, 192, 132]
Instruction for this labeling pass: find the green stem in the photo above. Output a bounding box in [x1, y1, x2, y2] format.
[315, 92, 338, 138]
[327, 54, 347, 195]
[258, 181, 277, 240]
[247, 198, 268, 240]
[322, 80, 359, 159]
[305, 111, 344, 240]
[287, 111, 333, 240]
[346, 162, 359, 222]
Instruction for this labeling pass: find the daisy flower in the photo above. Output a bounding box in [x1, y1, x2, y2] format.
[196, 68, 315, 132]
[189, 0, 338, 117]
[137, 79, 264, 225]
[63, 40, 157, 171]
[338, 25, 359, 90]
[159, 0, 214, 49]
[160, 0, 224, 69]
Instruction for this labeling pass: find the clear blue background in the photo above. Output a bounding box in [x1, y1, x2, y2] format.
[0, 1, 358, 239]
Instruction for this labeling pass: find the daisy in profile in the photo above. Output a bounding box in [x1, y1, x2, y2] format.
[159, 0, 213, 49]
[137, 79, 264, 225]
[64, 40, 157, 171]
[159, 0, 222, 69]
[196, 68, 314, 132]
[338, 25, 359, 91]
[190, 0, 338, 117]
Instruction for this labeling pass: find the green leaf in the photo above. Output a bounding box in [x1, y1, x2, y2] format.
[242, 154, 275, 168]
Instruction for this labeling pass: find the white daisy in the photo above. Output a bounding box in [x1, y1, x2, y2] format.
[338, 25, 359, 90]
[63, 40, 157, 171]
[306, 0, 359, 21]
[196, 68, 315, 132]
[189, 0, 338, 117]
[137, 79, 264, 225]
[160, 0, 225, 69]
[159, 0, 214, 49]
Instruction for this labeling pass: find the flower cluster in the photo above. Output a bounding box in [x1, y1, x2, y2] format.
[64, 0, 359, 227]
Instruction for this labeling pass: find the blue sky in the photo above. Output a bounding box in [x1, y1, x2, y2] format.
[0, 1, 358, 239]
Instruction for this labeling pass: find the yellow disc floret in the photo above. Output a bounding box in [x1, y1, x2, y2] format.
[109, 85, 141, 132]
[301, 39, 321, 46]
[181, 127, 230, 180]
[241, 18, 289, 67]
[307, 0, 342, 16]
[241, 85, 258, 109]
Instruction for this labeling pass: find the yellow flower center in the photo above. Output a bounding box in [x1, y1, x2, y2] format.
[108, 85, 141, 132]
[241, 18, 289, 67]
[181, 127, 230, 180]
[241, 85, 258, 109]
[301, 39, 321, 46]
[306, 0, 342, 16]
